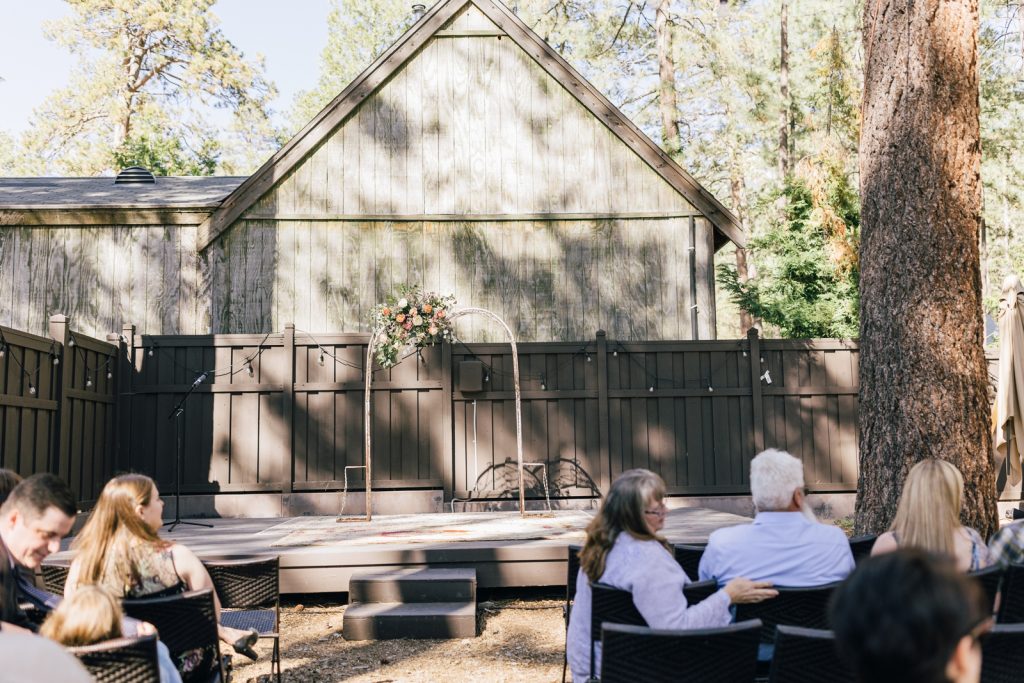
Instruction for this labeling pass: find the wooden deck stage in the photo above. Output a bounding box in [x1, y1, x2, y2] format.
[50, 507, 751, 594]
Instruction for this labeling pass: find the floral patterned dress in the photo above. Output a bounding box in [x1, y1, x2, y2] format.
[99, 541, 216, 680]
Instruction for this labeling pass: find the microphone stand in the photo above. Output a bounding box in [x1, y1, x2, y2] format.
[164, 372, 213, 532]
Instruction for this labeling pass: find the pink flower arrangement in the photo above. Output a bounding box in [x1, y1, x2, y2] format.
[372, 286, 457, 368]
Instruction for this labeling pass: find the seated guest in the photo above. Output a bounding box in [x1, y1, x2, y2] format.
[871, 459, 991, 572]
[40, 585, 122, 646]
[0, 631, 93, 682]
[0, 469, 23, 505]
[66, 474, 259, 665]
[830, 549, 991, 683]
[566, 468, 776, 682]
[698, 449, 854, 585]
[0, 473, 77, 632]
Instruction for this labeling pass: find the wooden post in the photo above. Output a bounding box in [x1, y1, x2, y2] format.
[282, 324, 295, 495]
[105, 332, 121, 480]
[747, 328, 765, 455]
[596, 330, 611, 494]
[119, 324, 135, 473]
[441, 338, 454, 504]
[48, 315, 71, 485]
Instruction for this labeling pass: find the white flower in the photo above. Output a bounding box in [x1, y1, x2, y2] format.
[413, 316, 423, 326]
[397, 298, 408, 308]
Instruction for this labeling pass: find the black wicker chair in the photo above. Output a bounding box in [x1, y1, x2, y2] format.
[673, 543, 707, 581]
[997, 562, 1024, 623]
[734, 583, 838, 645]
[968, 565, 1005, 614]
[682, 579, 719, 607]
[204, 556, 281, 683]
[590, 582, 647, 682]
[69, 634, 161, 683]
[847, 534, 876, 565]
[562, 544, 582, 683]
[123, 588, 224, 683]
[601, 619, 762, 683]
[768, 625, 854, 683]
[982, 623, 1024, 683]
[40, 560, 71, 595]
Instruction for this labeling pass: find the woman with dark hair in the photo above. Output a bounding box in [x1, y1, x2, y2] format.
[831, 549, 991, 683]
[565, 469, 776, 681]
[64, 474, 258, 674]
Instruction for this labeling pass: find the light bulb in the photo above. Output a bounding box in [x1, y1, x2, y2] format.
[53, 356, 60, 365]
[318, 351, 325, 367]
[28, 385, 36, 395]
[649, 386, 654, 392]
[586, 354, 592, 362]
[147, 348, 154, 357]
[68, 338, 75, 347]
[0, 345, 6, 358]
[612, 350, 618, 357]
[86, 375, 93, 387]
[246, 362, 254, 378]
[107, 371, 113, 379]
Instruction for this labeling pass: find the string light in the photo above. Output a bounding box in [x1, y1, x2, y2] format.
[68, 337, 75, 347]
[85, 373, 93, 388]
[586, 354, 592, 362]
[0, 343, 5, 358]
[540, 373, 547, 391]
[246, 361, 254, 378]
[28, 384, 36, 396]
[147, 347, 154, 357]
[318, 350, 325, 366]
[52, 354, 60, 365]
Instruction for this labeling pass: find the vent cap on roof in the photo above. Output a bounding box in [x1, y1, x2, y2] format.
[114, 166, 155, 184]
[412, 3, 426, 21]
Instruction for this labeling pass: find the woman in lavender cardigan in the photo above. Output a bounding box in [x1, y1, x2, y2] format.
[566, 469, 776, 681]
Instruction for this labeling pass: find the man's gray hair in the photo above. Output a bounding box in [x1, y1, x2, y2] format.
[750, 448, 805, 512]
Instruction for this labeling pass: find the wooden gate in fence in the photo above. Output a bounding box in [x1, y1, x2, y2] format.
[113, 326, 861, 503]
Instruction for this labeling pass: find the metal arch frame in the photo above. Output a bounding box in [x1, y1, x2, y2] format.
[351, 307, 526, 522]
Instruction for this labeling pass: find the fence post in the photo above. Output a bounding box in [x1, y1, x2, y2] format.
[747, 328, 765, 454]
[119, 324, 136, 473]
[282, 324, 295, 495]
[596, 330, 610, 494]
[441, 338, 454, 503]
[48, 315, 71, 485]
[105, 333, 121, 482]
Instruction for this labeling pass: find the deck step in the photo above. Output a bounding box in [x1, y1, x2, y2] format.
[348, 568, 476, 604]
[342, 601, 477, 640]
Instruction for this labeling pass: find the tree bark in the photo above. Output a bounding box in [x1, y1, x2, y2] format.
[857, 0, 996, 536]
[656, 0, 681, 156]
[778, 0, 790, 179]
[729, 153, 756, 333]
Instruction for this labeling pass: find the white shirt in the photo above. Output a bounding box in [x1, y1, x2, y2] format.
[566, 532, 732, 682]
[698, 511, 854, 586]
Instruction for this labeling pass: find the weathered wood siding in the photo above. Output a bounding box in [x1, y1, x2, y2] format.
[0, 224, 206, 338]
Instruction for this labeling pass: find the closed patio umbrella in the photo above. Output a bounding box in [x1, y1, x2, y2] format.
[994, 274, 1024, 489]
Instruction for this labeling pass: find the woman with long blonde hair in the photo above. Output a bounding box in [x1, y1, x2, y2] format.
[566, 469, 777, 682]
[64, 474, 259, 664]
[40, 585, 122, 647]
[871, 459, 991, 572]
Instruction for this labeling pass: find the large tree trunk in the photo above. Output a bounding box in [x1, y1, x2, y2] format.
[857, 0, 997, 536]
[656, 0, 681, 155]
[778, 0, 790, 179]
[729, 153, 756, 333]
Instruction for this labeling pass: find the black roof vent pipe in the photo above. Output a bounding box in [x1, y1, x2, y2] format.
[114, 166, 156, 184]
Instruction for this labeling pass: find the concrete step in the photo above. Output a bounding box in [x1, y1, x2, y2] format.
[342, 601, 477, 640]
[348, 568, 476, 604]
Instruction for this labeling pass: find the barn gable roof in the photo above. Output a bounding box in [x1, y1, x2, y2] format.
[197, 0, 744, 252]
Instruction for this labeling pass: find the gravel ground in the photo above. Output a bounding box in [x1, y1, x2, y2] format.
[231, 593, 567, 683]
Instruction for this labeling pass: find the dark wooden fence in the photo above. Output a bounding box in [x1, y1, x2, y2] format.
[113, 326, 860, 502]
[0, 317, 118, 503]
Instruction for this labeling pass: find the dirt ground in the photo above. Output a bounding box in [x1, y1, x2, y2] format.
[230, 592, 567, 683]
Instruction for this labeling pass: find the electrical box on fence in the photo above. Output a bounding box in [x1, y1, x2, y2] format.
[458, 361, 484, 392]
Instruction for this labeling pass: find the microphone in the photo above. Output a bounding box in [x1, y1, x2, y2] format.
[192, 372, 208, 388]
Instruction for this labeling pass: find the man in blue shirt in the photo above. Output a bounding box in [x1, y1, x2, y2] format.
[699, 448, 854, 586]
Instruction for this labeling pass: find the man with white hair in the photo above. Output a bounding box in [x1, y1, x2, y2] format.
[698, 448, 854, 585]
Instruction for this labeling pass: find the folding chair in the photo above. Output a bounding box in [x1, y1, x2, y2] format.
[768, 625, 854, 683]
[969, 565, 1005, 614]
[601, 620, 761, 683]
[982, 623, 1024, 683]
[589, 582, 647, 682]
[673, 543, 707, 581]
[205, 556, 281, 683]
[847, 534, 876, 566]
[69, 634, 161, 683]
[997, 562, 1024, 623]
[562, 544, 582, 683]
[734, 583, 838, 645]
[682, 579, 718, 607]
[123, 588, 225, 683]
